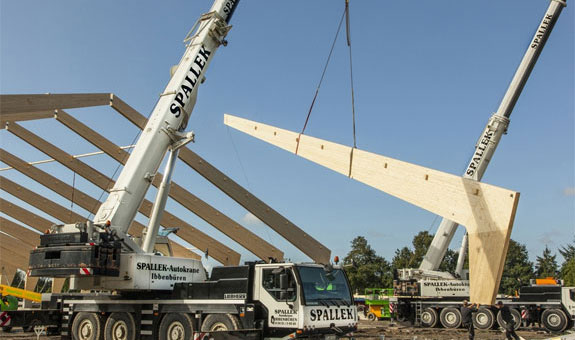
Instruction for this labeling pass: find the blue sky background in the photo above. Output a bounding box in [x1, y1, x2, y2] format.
[1, 1, 573, 269]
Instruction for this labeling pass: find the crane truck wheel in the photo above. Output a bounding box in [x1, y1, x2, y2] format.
[472, 308, 495, 329]
[158, 313, 194, 340]
[420, 308, 438, 328]
[439, 307, 462, 328]
[201, 313, 241, 332]
[496, 308, 521, 331]
[72, 312, 104, 340]
[367, 312, 377, 321]
[104, 312, 136, 340]
[23, 318, 42, 332]
[541, 308, 568, 332]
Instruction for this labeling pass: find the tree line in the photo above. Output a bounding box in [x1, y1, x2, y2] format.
[343, 232, 575, 295]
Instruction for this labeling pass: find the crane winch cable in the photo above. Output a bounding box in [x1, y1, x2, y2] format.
[296, 0, 360, 170]
[345, 0, 359, 176]
[69, 171, 77, 222]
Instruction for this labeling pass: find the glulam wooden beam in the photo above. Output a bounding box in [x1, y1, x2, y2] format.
[178, 148, 330, 263]
[0, 217, 40, 247]
[0, 198, 54, 232]
[0, 151, 201, 261]
[224, 114, 520, 305]
[0, 264, 20, 286]
[0, 111, 55, 127]
[54, 111, 281, 262]
[0, 176, 85, 223]
[0, 93, 111, 114]
[5, 124, 238, 265]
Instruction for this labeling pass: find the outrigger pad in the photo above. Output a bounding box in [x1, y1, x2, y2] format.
[224, 114, 520, 305]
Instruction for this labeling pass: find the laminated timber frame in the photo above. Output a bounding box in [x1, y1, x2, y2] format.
[0, 93, 331, 265]
[0, 215, 64, 292]
[3, 121, 271, 264]
[224, 114, 521, 305]
[0, 135, 235, 264]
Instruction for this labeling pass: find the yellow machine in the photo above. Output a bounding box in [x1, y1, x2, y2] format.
[0, 284, 42, 304]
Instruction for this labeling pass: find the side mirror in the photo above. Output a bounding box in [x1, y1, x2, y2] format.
[279, 273, 288, 290]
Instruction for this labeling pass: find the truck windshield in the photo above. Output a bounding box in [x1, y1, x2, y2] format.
[296, 266, 352, 306]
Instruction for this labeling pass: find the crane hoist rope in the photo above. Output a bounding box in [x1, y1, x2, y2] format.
[296, 0, 360, 167]
[295, 5, 346, 154]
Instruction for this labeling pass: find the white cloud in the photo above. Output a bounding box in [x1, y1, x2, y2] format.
[564, 187, 575, 196]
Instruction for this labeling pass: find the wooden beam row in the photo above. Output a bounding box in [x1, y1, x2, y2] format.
[110, 99, 326, 262]
[0, 175, 85, 223]
[0, 93, 111, 115]
[54, 111, 283, 262]
[0, 206, 62, 291]
[0, 150, 201, 261]
[178, 149, 329, 263]
[0, 198, 54, 233]
[0, 110, 55, 127]
[0, 217, 40, 247]
[4, 124, 238, 265]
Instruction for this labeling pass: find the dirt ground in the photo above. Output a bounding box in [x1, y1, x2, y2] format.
[1, 320, 574, 339]
[353, 320, 574, 339]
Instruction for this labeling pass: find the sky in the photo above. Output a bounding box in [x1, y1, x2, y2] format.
[1, 1, 573, 270]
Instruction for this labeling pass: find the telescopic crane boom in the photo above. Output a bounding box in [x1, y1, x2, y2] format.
[419, 0, 567, 275]
[28, 0, 240, 290]
[94, 0, 238, 250]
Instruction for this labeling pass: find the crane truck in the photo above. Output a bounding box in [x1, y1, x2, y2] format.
[1, 1, 357, 339]
[392, 0, 575, 333]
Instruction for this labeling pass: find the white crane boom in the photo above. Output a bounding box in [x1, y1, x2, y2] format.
[419, 0, 567, 273]
[93, 0, 238, 249]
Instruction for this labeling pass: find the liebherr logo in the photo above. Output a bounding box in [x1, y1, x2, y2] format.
[169, 45, 212, 118]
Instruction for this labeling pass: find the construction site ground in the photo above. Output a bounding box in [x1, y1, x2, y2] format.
[1, 320, 574, 339]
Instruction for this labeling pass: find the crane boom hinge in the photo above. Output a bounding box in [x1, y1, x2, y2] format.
[161, 126, 195, 151]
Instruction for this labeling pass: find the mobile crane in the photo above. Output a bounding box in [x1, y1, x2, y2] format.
[392, 0, 575, 332]
[3, 1, 357, 339]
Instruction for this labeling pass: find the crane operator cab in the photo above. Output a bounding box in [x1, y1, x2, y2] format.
[253, 263, 357, 338]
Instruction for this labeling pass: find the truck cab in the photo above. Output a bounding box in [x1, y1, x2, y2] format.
[253, 263, 357, 338]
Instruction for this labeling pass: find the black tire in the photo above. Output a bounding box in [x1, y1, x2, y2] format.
[72, 312, 103, 340]
[420, 308, 438, 328]
[367, 312, 377, 321]
[158, 313, 194, 340]
[439, 307, 462, 328]
[104, 312, 136, 340]
[496, 308, 521, 331]
[201, 314, 241, 332]
[23, 318, 42, 332]
[541, 308, 568, 333]
[473, 308, 495, 330]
